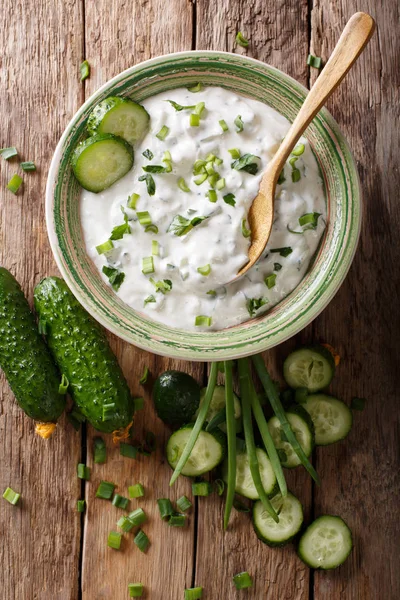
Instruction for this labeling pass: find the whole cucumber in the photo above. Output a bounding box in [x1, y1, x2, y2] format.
[34, 277, 134, 433]
[0, 268, 65, 424]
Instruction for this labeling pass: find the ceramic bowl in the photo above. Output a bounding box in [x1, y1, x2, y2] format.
[46, 51, 361, 361]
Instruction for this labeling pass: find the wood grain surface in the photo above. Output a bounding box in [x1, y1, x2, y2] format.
[0, 0, 399, 599]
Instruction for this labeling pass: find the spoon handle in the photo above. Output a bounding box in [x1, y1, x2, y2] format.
[268, 12, 375, 177]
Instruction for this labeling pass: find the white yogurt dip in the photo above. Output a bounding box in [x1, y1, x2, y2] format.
[80, 86, 326, 331]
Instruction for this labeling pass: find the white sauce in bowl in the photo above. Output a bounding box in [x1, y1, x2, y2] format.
[80, 86, 326, 331]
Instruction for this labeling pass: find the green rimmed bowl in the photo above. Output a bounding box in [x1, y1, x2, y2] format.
[46, 51, 361, 361]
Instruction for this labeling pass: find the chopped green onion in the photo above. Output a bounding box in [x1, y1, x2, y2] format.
[184, 587, 203, 600]
[307, 54, 322, 69]
[133, 397, 144, 411]
[167, 100, 196, 111]
[190, 113, 200, 127]
[129, 483, 145, 498]
[93, 437, 107, 464]
[168, 514, 186, 527]
[58, 373, 69, 394]
[205, 162, 215, 176]
[144, 295, 156, 306]
[128, 583, 144, 598]
[145, 224, 158, 234]
[231, 153, 260, 174]
[150, 278, 173, 294]
[177, 495, 192, 512]
[228, 148, 240, 159]
[292, 143, 305, 156]
[194, 102, 205, 116]
[102, 402, 115, 421]
[20, 161, 36, 171]
[194, 315, 212, 327]
[197, 264, 211, 276]
[138, 173, 156, 196]
[157, 498, 174, 520]
[96, 240, 114, 255]
[112, 494, 129, 509]
[194, 173, 208, 185]
[139, 366, 150, 384]
[107, 530, 122, 550]
[120, 443, 138, 459]
[289, 156, 299, 168]
[80, 60, 90, 81]
[207, 173, 219, 188]
[142, 165, 166, 173]
[247, 297, 268, 317]
[206, 189, 217, 203]
[0, 147, 18, 160]
[77, 500, 85, 512]
[299, 212, 321, 229]
[205, 153, 216, 162]
[219, 119, 229, 132]
[274, 262, 282, 272]
[7, 174, 23, 194]
[236, 31, 249, 47]
[142, 149, 154, 160]
[137, 211, 152, 226]
[241, 219, 251, 238]
[187, 82, 202, 93]
[77, 463, 90, 480]
[142, 256, 154, 275]
[127, 193, 140, 209]
[96, 481, 116, 500]
[192, 481, 213, 496]
[215, 177, 225, 190]
[233, 571, 253, 590]
[234, 115, 244, 132]
[223, 193, 236, 207]
[264, 273, 277, 289]
[117, 515, 135, 533]
[134, 529, 150, 553]
[128, 508, 147, 526]
[156, 125, 169, 140]
[178, 177, 190, 192]
[102, 266, 125, 291]
[206, 290, 216, 297]
[193, 159, 207, 174]
[271, 247, 292, 257]
[214, 157, 223, 166]
[291, 168, 301, 183]
[149, 241, 158, 258]
[110, 211, 131, 240]
[351, 397, 366, 411]
[2, 487, 20, 505]
[214, 479, 225, 496]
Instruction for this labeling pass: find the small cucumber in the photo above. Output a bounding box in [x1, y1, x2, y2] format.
[153, 370, 200, 427]
[283, 345, 335, 392]
[253, 492, 304, 547]
[34, 277, 134, 433]
[222, 443, 277, 500]
[302, 394, 352, 445]
[72, 133, 134, 193]
[298, 515, 353, 569]
[0, 268, 65, 425]
[166, 424, 226, 477]
[268, 404, 315, 468]
[87, 96, 150, 145]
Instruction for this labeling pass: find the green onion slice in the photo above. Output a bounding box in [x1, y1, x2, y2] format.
[187, 82, 203, 93]
[128, 583, 144, 598]
[137, 211, 152, 226]
[169, 514, 186, 527]
[241, 219, 251, 238]
[117, 515, 135, 533]
[291, 168, 301, 183]
[214, 478, 225, 496]
[0, 147, 18, 160]
[145, 224, 158, 234]
[298, 212, 321, 229]
[7, 174, 23, 194]
[192, 481, 212, 496]
[96, 240, 114, 255]
[120, 443, 138, 459]
[150, 278, 172, 294]
[96, 481, 116, 500]
[157, 498, 174, 520]
[134, 529, 150, 553]
[246, 297, 268, 317]
[93, 437, 107, 464]
[307, 54, 322, 69]
[194, 172, 207, 185]
[2, 487, 20, 505]
[194, 102, 205, 116]
[128, 508, 147, 526]
[190, 113, 200, 127]
[178, 177, 190, 192]
[197, 264, 211, 276]
[107, 530, 122, 550]
[264, 273, 277, 289]
[233, 571, 253, 590]
[156, 125, 169, 140]
[20, 161, 36, 171]
[184, 587, 203, 600]
[139, 366, 150, 384]
[194, 315, 212, 327]
[206, 189, 217, 203]
[77, 499, 85, 513]
[129, 483, 145, 498]
[228, 148, 240, 159]
[292, 143, 305, 156]
[274, 262, 282, 271]
[215, 178, 225, 190]
[127, 193, 140, 209]
[144, 295, 156, 306]
[77, 463, 90, 480]
[177, 495, 192, 512]
[219, 119, 229, 132]
[112, 493, 129, 509]
[234, 115, 244, 132]
[142, 256, 154, 275]
[236, 31, 249, 47]
[80, 60, 90, 81]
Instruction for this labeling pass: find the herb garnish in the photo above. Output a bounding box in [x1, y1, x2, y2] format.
[231, 153, 260, 175]
[110, 211, 131, 240]
[102, 266, 125, 291]
[246, 297, 268, 317]
[167, 100, 196, 111]
[138, 173, 156, 196]
[271, 247, 293, 257]
[223, 193, 236, 206]
[142, 149, 154, 160]
[168, 214, 208, 236]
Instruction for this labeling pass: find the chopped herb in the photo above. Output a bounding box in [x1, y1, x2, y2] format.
[273, 262, 282, 271]
[80, 60, 90, 81]
[187, 82, 203, 93]
[107, 530, 122, 550]
[228, 148, 240, 159]
[157, 498, 174, 520]
[139, 366, 149, 384]
[169, 514, 186, 527]
[110, 212, 131, 240]
[20, 161, 36, 171]
[197, 264, 211, 276]
[156, 125, 169, 140]
[194, 315, 212, 327]
[77, 500, 85, 512]
[168, 214, 208, 236]
[93, 437, 107, 464]
[190, 113, 200, 127]
[167, 100, 196, 111]
[142, 165, 166, 173]
[134, 529, 150, 553]
[299, 212, 321, 229]
[214, 479, 225, 496]
[351, 397, 366, 411]
[128, 508, 147, 526]
[129, 484, 145, 498]
[234, 115, 244, 132]
[184, 587, 203, 600]
[144, 294, 156, 306]
[112, 493, 129, 509]
[0, 147, 18, 160]
[58, 374, 69, 394]
[150, 278, 173, 294]
[236, 31, 249, 47]
[223, 193, 236, 207]
[292, 143, 305, 156]
[206, 189, 217, 203]
[219, 119, 229, 132]
[120, 443, 138, 459]
[142, 256, 154, 275]
[96, 481, 116, 500]
[233, 571, 253, 589]
[133, 397, 144, 410]
[127, 193, 140, 209]
[177, 495, 192, 512]
[264, 273, 277, 289]
[271, 247, 293, 257]
[277, 170, 286, 185]
[192, 481, 213, 496]
[128, 583, 144, 598]
[7, 174, 23, 194]
[178, 177, 190, 192]
[247, 297, 268, 317]
[102, 266, 125, 291]
[307, 54, 322, 69]
[77, 463, 90, 480]
[2, 487, 20, 505]
[138, 173, 156, 196]
[142, 149, 154, 160]
[231, 153, 260, 175]
[102, 402, 116, 421]
[241, 219, 251, 238]
[96, 240, 114, 255]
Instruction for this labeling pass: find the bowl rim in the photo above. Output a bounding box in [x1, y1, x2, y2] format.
[46, 50, 362, 361]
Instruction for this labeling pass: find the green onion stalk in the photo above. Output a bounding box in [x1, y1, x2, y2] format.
[223, 359, 237, 529]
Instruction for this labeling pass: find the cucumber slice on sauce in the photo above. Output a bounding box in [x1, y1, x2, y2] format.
[283, 345, 335, 392]
[87, 96, 150, 145]
[253, 492, 304, 547]
[166, 424, 226, 477]
[302, 394, 352, 445]
[298, 515, 353, 569]
[268, 405, 314, 468]
[72, 133, 134, 193]
[222, 444, 277, 500]
[194, 385, 242, 433]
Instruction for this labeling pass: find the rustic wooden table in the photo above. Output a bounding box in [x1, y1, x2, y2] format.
[0, 1, 399, 599]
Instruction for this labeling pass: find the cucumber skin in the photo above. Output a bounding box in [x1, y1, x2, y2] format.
[298, 515, 353, 569]
[253, 494, 304, 548]
[0, 268, 65, 422]
[33, 277, 134, 433]
[87, 97, 150, 143]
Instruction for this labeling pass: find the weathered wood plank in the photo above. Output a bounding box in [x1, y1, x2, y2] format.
[309, 2, 400, 599]
[0, 1, 84, 598]
[196, 2, 312, 597]
[82, 3, 197, 598]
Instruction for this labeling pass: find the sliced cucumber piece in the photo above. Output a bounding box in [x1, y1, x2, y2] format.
[166, 424, 226, 477]
[194, 385, 242, 433]
[87, 96, 150, 145]
[302, 394, 352, 445]
[283, 345, 335, 392]
[268, 405, 314, 468]
[72, 133, 134, 193]
[222, 444, 277, 500]
[253, 492, 304, 547]
[298, 515, 353, 569]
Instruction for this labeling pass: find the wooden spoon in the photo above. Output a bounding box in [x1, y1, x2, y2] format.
[234, 12, 375, 282]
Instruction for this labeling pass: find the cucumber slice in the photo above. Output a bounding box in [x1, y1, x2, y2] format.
[268, 405, 314, 468]
[302, 394, 352, 445]
[283, 345, 335, 392]
[298, 515, 353, 569]
[253, 492, 304, 547]
[222, 444, 277, 500]
[194, 385, 242, 433]
[72, 134, 134, 193]
[166, 424, 226, 477]
[87, 96, 150, 145]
